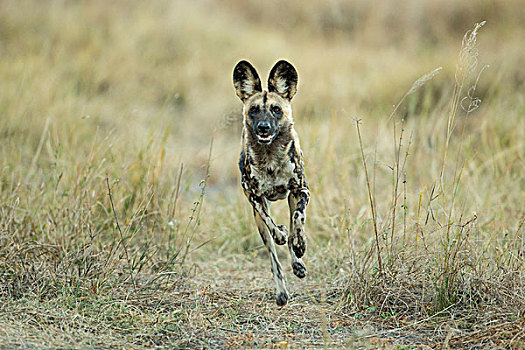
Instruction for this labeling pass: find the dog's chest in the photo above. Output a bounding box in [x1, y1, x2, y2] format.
[250, 157, 297, 201]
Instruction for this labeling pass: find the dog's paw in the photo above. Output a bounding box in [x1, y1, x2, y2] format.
[276, 291, 289, 306]
[273, 225, 288, 245]
[290, 233, 306, 258]
[292, 260, 307, 279]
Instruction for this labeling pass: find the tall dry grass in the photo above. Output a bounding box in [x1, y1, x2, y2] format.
[341, 22, 524, 322]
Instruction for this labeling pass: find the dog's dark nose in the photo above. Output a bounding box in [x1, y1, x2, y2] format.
[257, 121, 271, 135]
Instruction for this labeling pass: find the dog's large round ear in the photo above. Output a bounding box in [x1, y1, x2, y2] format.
[268, 60, 298, 100]
[233, 60, 262, 102]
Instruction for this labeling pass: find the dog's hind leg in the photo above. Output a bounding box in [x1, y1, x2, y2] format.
[288, 188, 309, 278]
[253, 203, 289, 306]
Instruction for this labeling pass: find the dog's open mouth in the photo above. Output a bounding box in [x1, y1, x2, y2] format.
[256, 134, 275, 144]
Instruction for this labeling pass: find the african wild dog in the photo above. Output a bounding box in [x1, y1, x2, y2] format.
[233, 60, 310, 306]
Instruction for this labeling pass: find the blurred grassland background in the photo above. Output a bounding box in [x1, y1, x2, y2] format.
[0, 0, 524, 348]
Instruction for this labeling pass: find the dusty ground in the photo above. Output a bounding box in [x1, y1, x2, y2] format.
[2, 252, 523, 349]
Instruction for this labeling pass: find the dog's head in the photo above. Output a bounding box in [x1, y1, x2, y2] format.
[233, 60, 298, 144]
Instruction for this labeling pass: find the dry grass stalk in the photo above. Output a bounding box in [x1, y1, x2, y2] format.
[354, 118, 383, 276]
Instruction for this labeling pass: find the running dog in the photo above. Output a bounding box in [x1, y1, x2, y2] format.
[233, 60, 310, 306]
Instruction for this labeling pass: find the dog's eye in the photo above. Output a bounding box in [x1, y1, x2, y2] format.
[248, 105, 259, 115]
[271, 105, 282, 114]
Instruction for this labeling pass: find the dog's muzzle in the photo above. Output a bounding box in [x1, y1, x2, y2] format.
[256, 121, 276, 144]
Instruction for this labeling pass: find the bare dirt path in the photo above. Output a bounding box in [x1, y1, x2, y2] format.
[173, 256, 374, 349]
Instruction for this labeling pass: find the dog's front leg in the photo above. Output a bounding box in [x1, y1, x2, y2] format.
[287, 190, 307, 279]
[242, 188, 288, 245]
[288, 187, 309, 261]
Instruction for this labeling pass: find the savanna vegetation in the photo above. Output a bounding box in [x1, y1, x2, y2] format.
[0, 1, 524, 348]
